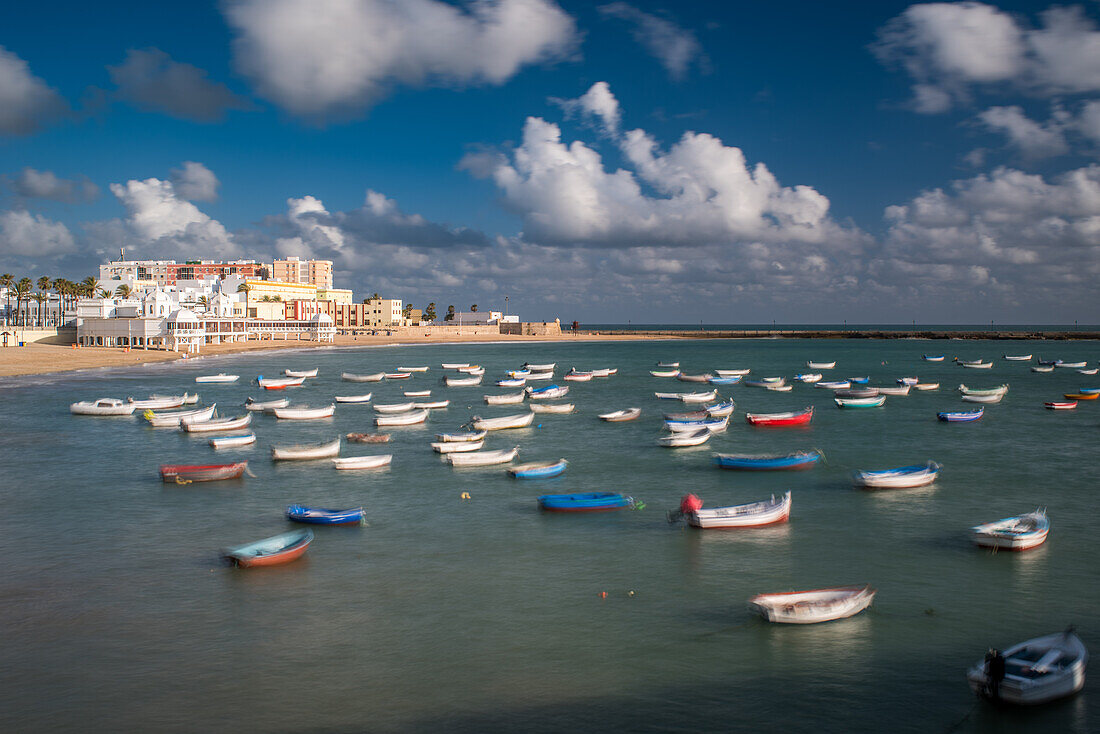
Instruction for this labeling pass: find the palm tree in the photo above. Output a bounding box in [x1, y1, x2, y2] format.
[445, 304, 455, 321]
[32, 293, 47, 327]
[97, 288, 111, 299]
[237, 282, 251, 318]
[402, 303, 413, 319]
[470, 304, 478, 312]
[424, 302, 436, 322]
[81, 276, 99, 300]
[1, 273, 14, 325]
[53, 279, 69, 326]
[14, 278, 32, 326]
[115, 284, 133, 299]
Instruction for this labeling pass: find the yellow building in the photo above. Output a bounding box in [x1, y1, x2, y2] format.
[240, 279, 316, 319]
[316, 287, 353, 304]
[272, 257, 333, 289]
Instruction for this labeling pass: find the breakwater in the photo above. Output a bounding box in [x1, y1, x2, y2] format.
[578, 328, 1100, 340]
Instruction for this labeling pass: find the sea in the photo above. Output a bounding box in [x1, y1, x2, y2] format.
[1, 337, 1097, 733]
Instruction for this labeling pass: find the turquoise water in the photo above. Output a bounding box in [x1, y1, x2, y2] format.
[1, 338, 1097, 733]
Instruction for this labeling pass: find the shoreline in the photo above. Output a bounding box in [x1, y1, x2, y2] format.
[1, 327, 1096, 380]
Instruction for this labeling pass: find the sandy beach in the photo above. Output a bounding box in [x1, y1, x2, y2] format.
[0, 332, 655, 378]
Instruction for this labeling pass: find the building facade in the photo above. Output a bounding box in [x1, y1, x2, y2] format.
[100, 259, 266, 287]
[286, 297, 403, 330]
[272, 257, 334, 289]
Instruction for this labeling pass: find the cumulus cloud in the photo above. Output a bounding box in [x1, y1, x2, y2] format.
[976, 105, 1069, 158]
[108, 175, 239, 258]
[224, 0, 578, 119]
[0, 46, 68, 135]
[0, 210, 75, 256]
[107, 48, 251, 122]
[550, 80, 620, 136]
[9, 168, 98, 203]
[598, 3, 703, 80]
[170, 161, 219, 202]
[873, 3, 1100, 112]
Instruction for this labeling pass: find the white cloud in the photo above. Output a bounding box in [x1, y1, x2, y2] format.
[224, 0, 578, 119]
[108, 175, 239, 258]
[0, 210, 75, 256]
[10, 168, 98, 203]
[977, 105, 1069, 158]
[551, 81, 621, 136]
[170, 161, 220, 202]
[108, 48, 251, 122]
[598, 3, 703, 80]
[0, 46, 67, 135]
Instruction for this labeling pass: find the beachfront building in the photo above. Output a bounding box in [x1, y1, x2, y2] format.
[272, 257, 333, 289]
[286, 297, 403, 332]
[454, 311, 503, 326]
[99, 259, 266, 287]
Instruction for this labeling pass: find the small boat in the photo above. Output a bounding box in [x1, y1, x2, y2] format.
[599, 408, 641, 422]
[1078, 368, 1099, 375]
[346, 432, 390, 443]
[272, 438, 341, 461]
[413, 400, 450, 409]
[853, 460, 941, 489]
[530, 403, 574, 414]
[1031, 366, 1054, 373]
[793, 373, 822, 383]
[485, 392, 526, 405]
[708, 375, 743, 385]
[744, 378, 785, 388]
[432, 439, 485, 453]
[527, 384, 569, 400]
[749, 584, 875, 624]
[397, 366, 429, 372]
[332, 454, 393, 470]
[961, 393, 1003, 404]
[447, 447, 518, 467]
[876, 385, 911, 396]
[938, 408, 984, 422]
[210, 433, 256, 449]
[435, 430, 487, 442]
[184, 414, 252, 433]
[384, 372, 412, 380]
[766, 384, 793, 392]
[257, 376, 306, 390]
[1054, 361, 1087, 369]
[745, 407, 814, 427]
[966, 629, 1086, 705]
[129, 395, 187, 410]
[182, 393, 200, 405]
[458, 366, 485, 375]
[245, 397, 289, 412]
[898, 377, 919, 385]
[1045, 401, 1077, 410]
[506, 369, 531, 379]
[971, 509, 1049, 551]
[705, 400, 736, 417]
[441, 362, 470, 369]
[373, 402, 414, 413]
[523, 362, 556, 371]
[375, 409, 429, 426]
[591, 368, 617, 377]
[538, 492, 633, 512]
[1003, 354, 1032, 361]
[665, 415, 729, 433]
[914, 383, 940, 391]
[285, 505, 365, 525]
[508, 459, 567, 479]
[677, 373, 712, 383]
[195, 373, 239, 383]
[657, 362, 680, 368]
[335, 393, 373, 403]
[714, 451, 821, 471]
[224, 529, 313, 568]
[923, 355, 945, 361]
[959, 384, 1008, 396]
[1036, 359, 1060, 366]
[445, 375, 483, 387]
[405, 390, 432, 397]
[680, 389, 718, 403]
[284, 368, 318, 378]
[807, 361, 836, 369]
[564, 371, 594, 382]
[681, 491, 791, 528]
[834, 388, 879, 398]
[160, 461, 248, 482]
[273, 404, 336, 420]
[1064, 392, 1098, 400]
[1078, 387, 1100, 394]
[497, 378, 526, 387]
[144, 404, 216, 428]
[656, 428, 711, 447]
[526, 371, 555, 381]
[963, 362, 994, 369]
[342, 372, 385, 382]
[715, 369, 750, 377]
[816, 380, 851, 390]
[847, 376, 870, 384]
[957, 358, 986, 366]
[470, 412, 535, 431]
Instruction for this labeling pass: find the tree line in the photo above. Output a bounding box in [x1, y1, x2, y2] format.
[0, 274, 123, 328]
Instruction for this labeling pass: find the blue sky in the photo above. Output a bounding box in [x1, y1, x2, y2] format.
[1, 0, 1098, 323]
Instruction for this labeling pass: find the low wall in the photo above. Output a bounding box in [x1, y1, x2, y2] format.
[388, 324, 503, 337]
[0, 327, 77, 346]
[500, 321, 562, 336]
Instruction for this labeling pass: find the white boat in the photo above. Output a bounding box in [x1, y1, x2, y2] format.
[129, 395, 187, 410]
[397, 366, 429, 372]
[335, 393, 373, 404]
[876, 385, 911, 396]
[816, 380, 851, 390]
[273, 404, 336, 420]
[432, 439, 485, 453]
[414, 400, 450, 409]
[914, 383, 940, 391]
[564, 370, 594, 382]
[195, 373, 239, 383]
[715, 369, 750, 377]
[445, 375, 483, 387]
[961, 393, 1003, 404]
[958, 383, 1009, 396]
[853, 460, 941, 489]
[272, 438, 341, 461]
[342, 372, 385, 382]
[470, 412, 535, 431]
[681, 390, 718, 403]
[834, 395, 886, 408]
[523, 362, 555, 371]
[506, 369, 531, 379]
[897, 377, 919, 385]
[530, 403, 575, 414]
[527, 386, 569, 400]
[657, 362, 680, 369]
[657, 428, 711, 447]
[284, 368, 318, 378]
[807, 361, 836, 369]
[967, 629, 1086, 705]
[705, 400, 736, 417]
[1079, 368, 1099, 375]
[244, 397, 289, 411]
[1054, 361, 1087, 369]
[650, 369, 681, 378]
[677, 373, 713, 383]
[258, 376, 305, 389]
[457, 365, 485, 375]
[441, 363, 470, 369]
[184, 414, 252, 433]
[182, 393, 199, 405]
[210, 433, 256, 449]
[1031, 366, 1055, 373]
[497, 378, 526, 387]
[405, 390, 432, 397]
[766, 384, 793, 392]
[70, 398, 137, 416]
[526, 371, 555, 381]
[146, 404, 217, 428]
[447, 447, 519, 466]
[485, 392, 526, 405]
[591, 368, 617, 377]
[962, 362, 994, 369]
[971, 509, 1049, 550]
[599, 408, 641, 422]
[794, 373, 822, 383]
[685, 491, 791, 528]
[666, 415, 729, 433]
[374, 402, 415, 414]
[333, 454, 393, 470]
[375, 409, 429, 426]
[435, 430, 487, 442]
[749, 584, 875, 624]
[1003, 354, 1032, 361]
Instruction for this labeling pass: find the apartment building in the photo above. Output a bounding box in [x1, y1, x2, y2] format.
[272, 257, 334, 289]
[100, 259, 265, 287]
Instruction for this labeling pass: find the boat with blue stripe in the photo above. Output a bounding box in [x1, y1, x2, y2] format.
[707, 375, 742, 385]
[937, 408, 984, 422]
[714, 450, 822, 471]
[537, 492, 634, 512]
[285, 505, 366, 525]
[508, 459, 567, 479]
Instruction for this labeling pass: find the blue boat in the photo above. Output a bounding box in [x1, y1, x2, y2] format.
[922, 355, 945, 361]
[528, 384, 561, 395]
[707, 375, 742, 385]
[508, 459, 567, 479]
[937, 408, 984, 422]
[285, 504, 366, 525]
[1079, 387, 1100, 394]
[714, 450, 822, 471]
[848, 376, 870, 384]
[538, 492, 634, 512]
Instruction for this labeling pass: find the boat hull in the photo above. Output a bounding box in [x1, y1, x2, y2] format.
[160, 462, 247, 482]
[224, 529, 313, 568]
[749, 585, 875, 624]
[538, 492, 632, 512]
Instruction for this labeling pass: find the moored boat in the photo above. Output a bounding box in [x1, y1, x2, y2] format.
[938, 408, 984, 422]
[375, 409, 429, 426]
[530, 402, 575, 414]
[523, 362, 556, 371]
[599, 408, 641, 422]
[898, 377, 919, 385]
[704, 400, 736, 417]
[485, 392, 526, 405]
[224, 529, 313, 568]
[447, 447, 518, 467]
[962, 362, 994, 369]
[129, 395, 187, 410]
[334, 393, 373, 403]
[435, 429, 487, 442]
[508, 459, 567, 479]
[538, 492, 633, 512]
[834, 388, 879, 398]
[195, 373, 239, 383]
[245, 397, 289, 412]
[591, 368, 617, 377]
[496, 378, 526, 387]
[144, 404, 216, 427]
[284, 368, 318, 378]
[708, 375, 743, 385]
[961, 393, 1003, 404]
[656, 428, 711, 447]
[373, 401, 415, 413]
[332, 454, 393, 470]
[564, 371, 594, 382]
[793, 373, 822, 383]
[342, 372, 385, 382]
[441, 362, 470, 369]
[184, 414, 252, 433]
[971, 509, 1049, 551]
[413, 400, 450, 409]
[209, 433, 256, 449]
[1045, 401, 1077, 410]
[346, 432, 390, 443]
[160, 461, 247, 482]
[714, 369, 750, 377]
[807, 361, 836, 369]
[958, 383, 1009, 396]
[680, 491, 791, 528]
[915, 383, 940, 391]
[745, 406, 813, 427]
[1079, 368, 1099, 375]
[714, 451, 821, 471]
[285, 505, 365, 525]
[835, 395, 886, 408]
[1031, 366, 1055, 373]
[384, 372, 412, 380]
[966, 629, 1086, 705]
[257, 376, 306, 390]
[431, 439, 485, 453]
[272, 404, 336, 420]
[272, 438, 341, 461]
[853, 460, 940, 489]
[748, 584, 875, 624]
[1064, 392, 1098, 400]
[665, 415, 729, 433]
[1054, 361, 1087, 369]
[816, 380, 851, 390]
[527, 384, 569, 400]
[680, 389, 718, 403]
[444, 375, 483, 387]
[470, 412, 535, 431]
[677, 373, 713, 383]
[405, 390, 432, 397]
[1003, 354, 1032, 361]
[923, 355, 945, 361]
[397, 366, 429, 372]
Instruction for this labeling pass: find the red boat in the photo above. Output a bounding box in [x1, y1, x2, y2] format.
[160, 461, 248, 483]
[223, 529, 313, 568]
[745, 406, 814, 427]
[1045, 401, 1077, 410]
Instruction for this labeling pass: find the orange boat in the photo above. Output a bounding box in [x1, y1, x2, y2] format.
[1064, 393, 1097, 400]
[223, 529, 313, 568]
[159, 461, 248, 482]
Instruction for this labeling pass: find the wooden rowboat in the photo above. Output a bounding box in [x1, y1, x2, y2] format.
[284, 368, 318, 378]
[853, 461, 941, 489]
[346, 432, 390, 443]
[209, 433, 256, 449]
[272, 438, 341, 461]
[342, 372, 385, 382]
[224, 529, 313, 568]
[160, 461, 247, 482]
[470, 413, 534, 431]
[184, 414, 252, 433]
[447, 447, 518, 466]
[599, 408, 641, 422]
[538, 492, 633, 512]
[375, 409, 429, 426]
[335, 393, 372, 403]
[1045, 401, 1077, 410]
[431, 439, 485, 453]
[1064, 392, 1098, 400]
[195, 373, 239, 383]
[745, 407, 813, 427]
[285, 505, 365, 525]
[749, 584, 875, 624]
[272, 404, 336, 420]
[508, 459, 568, 479]
[972, 509, 1049, 551]
[938, 408, 984, 422]
[332, 454, 393, 470]
[967, 629, 1087, 705]
[682, 491, 791, 528]
[714, 451, 821, 471]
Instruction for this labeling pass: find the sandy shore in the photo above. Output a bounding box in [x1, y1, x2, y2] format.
[0, 332, 655, 379]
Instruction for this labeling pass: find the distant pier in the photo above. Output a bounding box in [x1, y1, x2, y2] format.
[576, 328, 1100, 341]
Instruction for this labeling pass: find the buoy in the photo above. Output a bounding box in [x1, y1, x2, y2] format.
[460, 491, 471, 499]
[536, 423, 543, 429]
[598, 591, 608, 599]
[628, 590, 635, 597]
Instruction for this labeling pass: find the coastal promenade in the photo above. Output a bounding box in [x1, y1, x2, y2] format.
[579, 328, 1100, 340]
